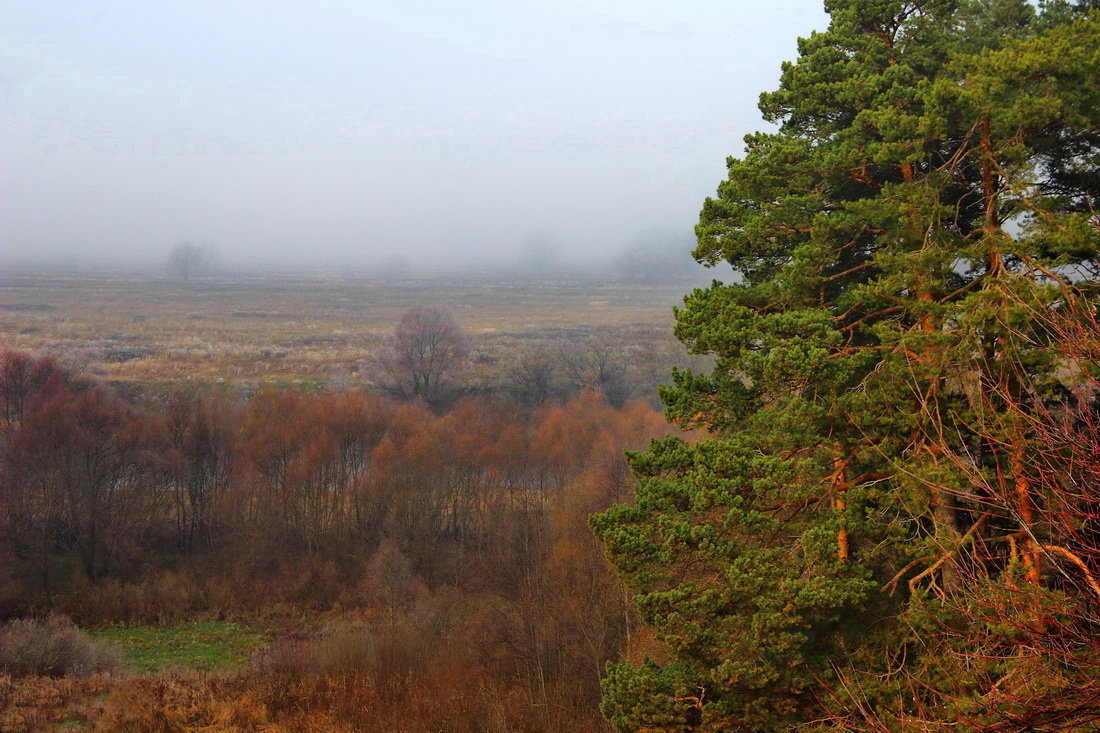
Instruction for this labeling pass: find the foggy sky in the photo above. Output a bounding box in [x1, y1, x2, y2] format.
[1, 0, 829, 271]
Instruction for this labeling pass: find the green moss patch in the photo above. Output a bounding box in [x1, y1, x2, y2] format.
[90, 621, 266, 673]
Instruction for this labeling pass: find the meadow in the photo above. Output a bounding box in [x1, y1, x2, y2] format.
[0, 270, 691, 389]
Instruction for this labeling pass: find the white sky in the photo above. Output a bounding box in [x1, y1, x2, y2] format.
[0, 0, 829, 270]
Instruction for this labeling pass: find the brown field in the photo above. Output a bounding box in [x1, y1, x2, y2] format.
[0, 270, 692, 388]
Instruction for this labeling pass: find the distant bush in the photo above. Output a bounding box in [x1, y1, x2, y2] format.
[102, 345, 154, 362]
[0, 616, 123, 678]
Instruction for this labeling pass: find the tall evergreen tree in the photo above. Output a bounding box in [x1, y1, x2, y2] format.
[593, 1, 1100, 729]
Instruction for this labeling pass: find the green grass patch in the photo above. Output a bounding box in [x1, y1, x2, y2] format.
[90, 621, 267, 673]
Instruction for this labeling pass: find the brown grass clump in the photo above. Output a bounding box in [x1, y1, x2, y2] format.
[0, 617, 123, 679]
[0, 675, 113, 733]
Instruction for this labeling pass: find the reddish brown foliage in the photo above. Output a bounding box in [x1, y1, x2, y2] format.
[0, 348, 677, 729]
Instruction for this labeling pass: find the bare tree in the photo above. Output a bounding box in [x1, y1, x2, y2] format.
[611, 227, 695, 284]
[378, 307, 469, 408]
[559, 337, 631, 407]
[504, 346, 566, 408]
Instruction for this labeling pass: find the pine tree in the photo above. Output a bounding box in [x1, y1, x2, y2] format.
[593, 1, 1100, 729]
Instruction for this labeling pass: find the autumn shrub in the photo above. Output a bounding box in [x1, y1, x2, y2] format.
[255, 593, 452, 681]
[0, 616, 123, 677]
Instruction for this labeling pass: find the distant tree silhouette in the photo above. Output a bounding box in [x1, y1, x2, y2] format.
[612, 228, 694, 284]
[377, 307, 469, 408]
[167, 242, 213, 282]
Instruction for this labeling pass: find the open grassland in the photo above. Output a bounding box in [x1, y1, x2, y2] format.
[0, 270, 689, 388]
[89, 622, 267, 674]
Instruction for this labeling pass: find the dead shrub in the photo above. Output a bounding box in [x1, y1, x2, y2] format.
[255, 617, 427, 682]
[0, 616, 124, 678]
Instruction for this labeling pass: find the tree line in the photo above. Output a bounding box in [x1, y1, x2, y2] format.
[0, 347, 672, 616]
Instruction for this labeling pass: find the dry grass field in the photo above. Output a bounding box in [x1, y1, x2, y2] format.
[0, 269, 694, 390]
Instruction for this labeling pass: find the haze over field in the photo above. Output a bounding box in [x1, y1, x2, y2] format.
[1, 0, 828, 272]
